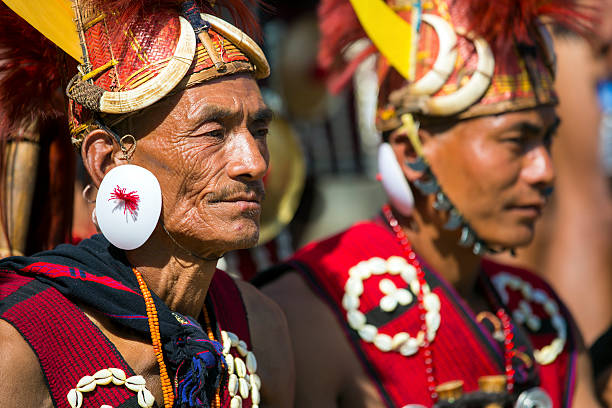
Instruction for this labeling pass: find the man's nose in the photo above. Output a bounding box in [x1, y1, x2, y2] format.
[522, 145, 555, 187]
[226, 131, 268, 181]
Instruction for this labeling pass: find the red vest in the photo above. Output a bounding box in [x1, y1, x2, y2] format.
[290, 221, 577, 407]
[0, 269, 251, 408]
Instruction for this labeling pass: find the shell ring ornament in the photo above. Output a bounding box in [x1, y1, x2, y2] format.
[492, 273, 567, 365]
[343, 256, 441, 355]
[515, 387, 553, 408]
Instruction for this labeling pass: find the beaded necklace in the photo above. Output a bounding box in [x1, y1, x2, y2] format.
[381, 204, 517, 402]
[133, 267, 175, 408]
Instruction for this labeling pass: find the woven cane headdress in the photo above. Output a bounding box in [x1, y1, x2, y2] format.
[2, 0, 270, 147]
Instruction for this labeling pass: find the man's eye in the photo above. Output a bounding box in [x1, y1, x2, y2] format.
[204, 129, 225, 139]
[255, 128, 269, 138]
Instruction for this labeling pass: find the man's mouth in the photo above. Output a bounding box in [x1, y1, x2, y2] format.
[507, 202, 545, 218]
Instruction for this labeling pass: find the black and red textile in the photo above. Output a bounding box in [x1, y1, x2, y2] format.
[282, 221, 577, 407]
[0, 235, 234, 408]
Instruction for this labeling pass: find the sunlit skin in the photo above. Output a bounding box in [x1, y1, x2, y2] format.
[0, 74, 294, 408]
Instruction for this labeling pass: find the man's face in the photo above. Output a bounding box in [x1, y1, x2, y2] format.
[130, 74, 272, 257]
[421, 106, 558, 248]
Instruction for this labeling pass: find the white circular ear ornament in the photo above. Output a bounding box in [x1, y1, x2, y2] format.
[377, 143, 414, 216]
[95, 164, 162, 250]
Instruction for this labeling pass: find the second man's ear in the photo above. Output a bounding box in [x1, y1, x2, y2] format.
[81, 129, 123, 188]
[388, 126, 434, 183]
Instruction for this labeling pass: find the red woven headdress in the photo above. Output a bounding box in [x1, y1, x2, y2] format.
[318, 0, 592, 129]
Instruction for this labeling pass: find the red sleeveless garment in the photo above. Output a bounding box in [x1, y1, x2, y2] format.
[289, 221, 577, 407]
[0, 268, 252, 408]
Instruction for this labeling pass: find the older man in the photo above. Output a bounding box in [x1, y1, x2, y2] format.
[0, 1, 292, 408]
[257, 0, 599, 407]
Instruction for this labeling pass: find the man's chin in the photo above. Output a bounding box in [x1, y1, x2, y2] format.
[483, 225, 535, 250]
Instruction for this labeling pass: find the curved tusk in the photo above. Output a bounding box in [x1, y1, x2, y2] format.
[201, 13, 270, 79]
[409, 14, 458, 96]
[99, 16, 196, 114]
[424, 34, 495, 116]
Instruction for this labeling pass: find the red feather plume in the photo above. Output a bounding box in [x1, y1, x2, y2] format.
[317, 0, 374, 94]
[460, 0, 595, 49]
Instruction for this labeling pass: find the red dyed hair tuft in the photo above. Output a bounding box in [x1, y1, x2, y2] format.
[460, 0, 594, 48]
[0, 3, 65, 137]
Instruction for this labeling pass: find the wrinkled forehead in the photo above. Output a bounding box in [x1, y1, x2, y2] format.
[112, 74, 269, 138]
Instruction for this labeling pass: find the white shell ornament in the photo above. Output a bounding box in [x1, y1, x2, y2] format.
[96, 164, 162, 250]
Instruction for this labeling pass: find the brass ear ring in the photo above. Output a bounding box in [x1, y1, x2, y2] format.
[82, 184, 97, 204]
[119, 134, 137, 162]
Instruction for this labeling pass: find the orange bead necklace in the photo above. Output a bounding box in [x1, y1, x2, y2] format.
[133, 267, 174, 408]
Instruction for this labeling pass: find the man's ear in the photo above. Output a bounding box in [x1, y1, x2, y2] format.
[81, 129, 123, 188]
[388, 127, 435, 183]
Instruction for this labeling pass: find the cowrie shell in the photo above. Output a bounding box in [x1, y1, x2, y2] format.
[423, 293, 440, 312]
[379, 279, 397, 295]
[235, 357, 247, 378]
[222, 330, 231, 354]
[76, 375, 96, 393]
[125, 375, 146, 392]
[226, 353, 235, 375]
[230, 395, 243, 408]
[395, 289, 413, 306]
[400, 264, 417, 283]
[94, 369, 113, 385]
[246, 351, 257, 374]
[392, 332, 410, 350]
[237, 340, 248, 357]
[67, 389, 83, 408]
[109, 367, 126, 385]
[251, 383, 261, 404]
[358, 324, 377, 343]
[228, 332, 239, 347]
[228, 374, 239, 396]
[347, 310, 366, 330]
[368, 257, 387, 274]
[342, 294, 359, 311]
[345, 277, 364, 297]
[137, 388, 155, 408]
[250, 373, 262, 390]
[373, 333, 393, 352]
[379, 295, 397, 312]
[239, 378, 250, 399]
[387, 256, 407, 274]
[399, 337, 420, 356]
